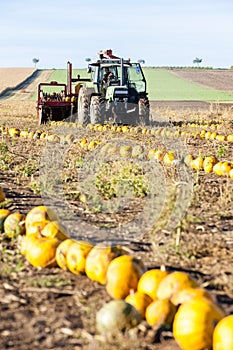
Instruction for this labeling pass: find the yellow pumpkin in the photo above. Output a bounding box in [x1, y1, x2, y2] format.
[41, 221, 69, 241]
[125, 291, 152, 318]
[191, 156, 204, 171]
[171, 287, 215, 306]
[106, 255, 146, 299]
[145, 299, 177, 328]
[156, 271, 198, 301]
[173, 296, 225, 350]
[0, 209, 11, 233]
[137, 268, 169, 300]
[147, 149, 156, 160]
[184, 154, 194, 167]
[213, 314, 233, 350]
[85, 244, 127, 285]
[131, 145, 144, 158]
[163, 151, 175, 165]
[55, 238, 76, 270]
[119, 145, 132, 157]
[203, 156, 218, 174]
[26, 220, 50, 236]
[19, 233, 39, 256]
[24, 236, 60, 268]
[4, 212, 25, 238]
[213, 162, 223, 176]
[25, 206, 57, 230]
[66, 240, 93, 275]
[0, 186, 5, 202]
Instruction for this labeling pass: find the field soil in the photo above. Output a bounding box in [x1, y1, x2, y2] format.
[0, 69, 54, 100]
[0, 100, 233, 349]
[0, 68, 37, 94]
[172, 69, 233, 92]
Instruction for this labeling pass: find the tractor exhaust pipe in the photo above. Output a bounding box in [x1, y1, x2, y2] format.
[120, 58, 124, 86]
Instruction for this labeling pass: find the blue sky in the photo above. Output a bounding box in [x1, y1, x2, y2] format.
[0, 0, 233, 68]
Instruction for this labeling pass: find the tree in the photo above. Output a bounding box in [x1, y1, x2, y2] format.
[32, 58, 39, 67]
[193, 57, 202, 68]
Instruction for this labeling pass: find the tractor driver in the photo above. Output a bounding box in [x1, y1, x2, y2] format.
[102, 67, 114, 84]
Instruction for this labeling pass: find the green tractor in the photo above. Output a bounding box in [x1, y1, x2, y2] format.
[73, 50, 150, 125]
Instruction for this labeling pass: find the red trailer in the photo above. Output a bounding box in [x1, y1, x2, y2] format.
[36, 62, 77, 124]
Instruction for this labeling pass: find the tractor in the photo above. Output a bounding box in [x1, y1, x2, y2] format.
[74, 50, 150, 125]
[36, 50, 150, 125]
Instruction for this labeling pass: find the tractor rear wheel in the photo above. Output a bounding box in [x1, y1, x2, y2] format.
[90, 96, 102, 124]
[77, 86, 89, 125]
[138, 97, 150, 125]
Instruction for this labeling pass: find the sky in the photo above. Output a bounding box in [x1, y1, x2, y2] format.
[0, 0, 233, 69]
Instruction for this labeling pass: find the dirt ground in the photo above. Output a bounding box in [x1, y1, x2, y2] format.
[172, 69, 233, 92]
[0, 101, 233, 350]
[0, 68, 37, 95]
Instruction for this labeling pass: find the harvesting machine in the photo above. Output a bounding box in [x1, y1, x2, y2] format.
[36, 50, 150, 125]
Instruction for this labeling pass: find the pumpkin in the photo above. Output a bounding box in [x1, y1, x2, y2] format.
[96, 300, 141, 335]
[19, 234, 39, 256]
[137, 268, 169, 300]
[213, 314, 233, 350]
[4, 212, 25, 238]
[156, 271, 198, 301]
[26, 220, 50, 236]
[85, 243, 127, 285]
[173, 296, 225, 350]
[125, 291, 152, 318]
[25, 206, 57, 230]
[191, 156, 204, 171]
[66, 240, 93, 274]
[0, 186, 5, 202]
[55, 238, 76, 270]
[145, 299, 177, 328]
[106, 255, 146, 299]
[119, 145, 132, 157]
[24, 236, 60, 268]
[41, 220, 69, 241]
[171, 287, 215, 306]
[0, 209, 11, 233]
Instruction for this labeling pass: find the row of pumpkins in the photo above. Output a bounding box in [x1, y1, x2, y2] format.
[0, 202, 233, 350]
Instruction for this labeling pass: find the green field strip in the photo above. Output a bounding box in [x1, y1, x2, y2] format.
[143, 68, 233, 101]
[32, 68, 233, 102]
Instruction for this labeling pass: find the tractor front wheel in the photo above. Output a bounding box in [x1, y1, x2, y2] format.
[77, 86, 89, 125]
[90, 96, 103, 124]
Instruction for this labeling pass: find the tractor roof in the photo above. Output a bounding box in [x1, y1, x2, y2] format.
[90, 59, 133, 68]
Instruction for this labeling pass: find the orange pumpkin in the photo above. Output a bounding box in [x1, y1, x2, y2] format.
[66, 240, 93, 274]
[145, 299, 177, 328]
[41, 220, 69, 241]
[156, 271, 198, 301]
[173, 296, 225, 350]
[106, 255, 146, 299]
[125, 291, 152, 318]
[55, 238, 76, 270]
[4, 212, 25, 238]
[0, 209, 11, 233]
[137, 268, 169, 300]
[24, 236, 60, 268]
[85, 244, 127, 285]
[213, 314, 233, 350]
